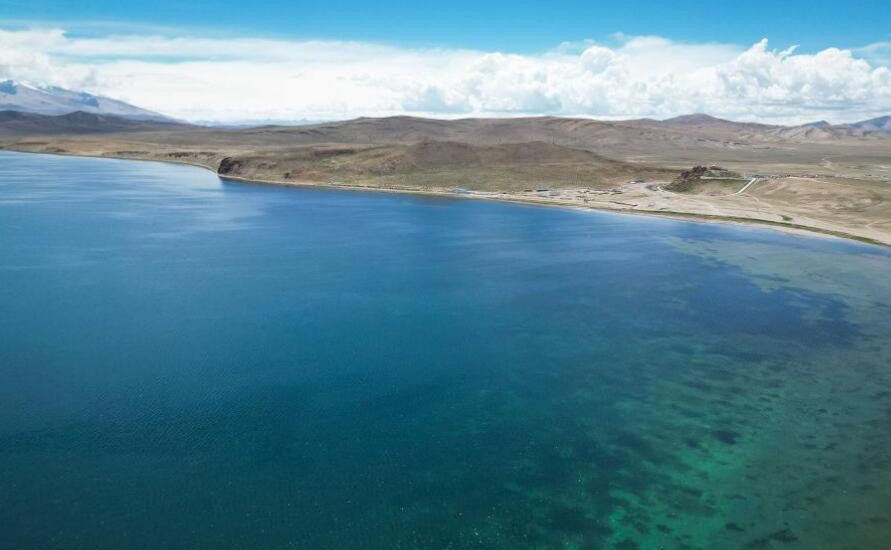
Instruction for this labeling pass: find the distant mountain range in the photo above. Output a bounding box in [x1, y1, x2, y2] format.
[3, 79, 891, 137]
[768, 115, 891, 140]
[0, 81, 889, 148]
[654, 113, 891, 138]
[849, 115, 891, 132]
[0, 80, 171, 121]
[0, 110, 189, 135]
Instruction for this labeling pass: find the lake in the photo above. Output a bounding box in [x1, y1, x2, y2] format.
[1, 151, 890, 549]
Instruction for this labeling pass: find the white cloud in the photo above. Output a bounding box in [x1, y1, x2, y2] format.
[0, 28, 97, 87]
[856, 42, 891, 68]
[1, 27, 889, 124]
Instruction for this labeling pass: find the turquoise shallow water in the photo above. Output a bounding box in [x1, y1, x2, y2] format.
[1, 151, 890, 549]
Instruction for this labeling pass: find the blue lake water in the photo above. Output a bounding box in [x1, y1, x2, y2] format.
[1, 151, 891, 549]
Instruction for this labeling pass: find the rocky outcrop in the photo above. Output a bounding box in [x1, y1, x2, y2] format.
[218, 156, 243, 175]
[666, 165, 739, 192]
[667, 165, 709, 192]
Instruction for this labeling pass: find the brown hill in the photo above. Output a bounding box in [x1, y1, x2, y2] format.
[213, 140, 670, 191]
[164, 114, 890, 170]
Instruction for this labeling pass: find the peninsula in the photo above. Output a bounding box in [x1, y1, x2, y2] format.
[2, 110, 890, 246]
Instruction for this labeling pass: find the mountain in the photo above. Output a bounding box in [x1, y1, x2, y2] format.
[768, 121, 839, 140]
[214, 113, 815, 153]
[0, 80, 171, 121]
[847, 116, 891, 132]
[0, 110, 188, 136]
[801, 120, 832, 129]
[612, 113, 891, 141]
[765, 115, 891, 140]
[659, 113, 778, 130]
[2, 109, 887, 148]
[661, 113, 730, 125]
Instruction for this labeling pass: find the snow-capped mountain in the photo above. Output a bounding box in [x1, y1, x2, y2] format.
[0, 80, 170, 121]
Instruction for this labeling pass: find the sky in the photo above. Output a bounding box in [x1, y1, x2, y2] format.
[1, 0, 890, 124]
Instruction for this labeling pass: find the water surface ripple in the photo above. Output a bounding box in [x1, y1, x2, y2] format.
[1, 152, 890, 549]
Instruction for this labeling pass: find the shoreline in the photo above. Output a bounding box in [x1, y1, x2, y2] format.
[3, 147, 889, 249]
[222, 174, 891, 248]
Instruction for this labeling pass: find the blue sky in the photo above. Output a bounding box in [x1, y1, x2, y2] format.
[1, 0, 889, 123]
[3, 0, 889, 53]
